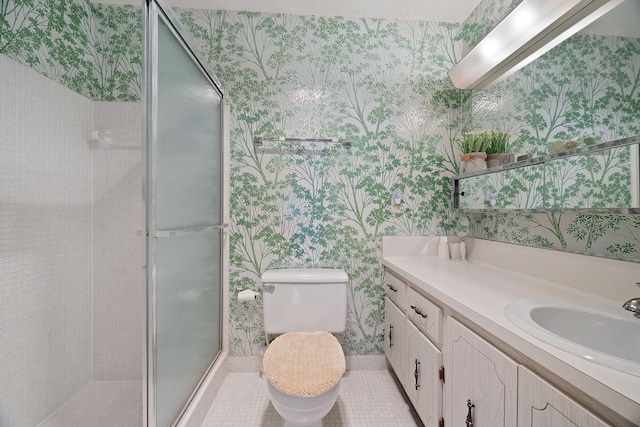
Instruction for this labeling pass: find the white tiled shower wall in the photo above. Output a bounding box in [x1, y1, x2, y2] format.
[92, 102, 144, 381]
[0, 55, 144, 426]
[0, 54, 94, 427]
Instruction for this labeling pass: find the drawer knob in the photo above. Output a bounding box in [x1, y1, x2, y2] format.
[410, 305, 428, 318]
[386, 284, 398, 292]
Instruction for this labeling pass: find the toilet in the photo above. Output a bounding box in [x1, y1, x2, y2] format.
[261, 268, 348, 427]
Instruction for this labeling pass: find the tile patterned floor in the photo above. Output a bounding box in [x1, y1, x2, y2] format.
[34, 370, 422, 427]
[202, 370, 423, 427]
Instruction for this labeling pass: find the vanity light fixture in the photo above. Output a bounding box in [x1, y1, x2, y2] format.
[448, 0, 624, 90]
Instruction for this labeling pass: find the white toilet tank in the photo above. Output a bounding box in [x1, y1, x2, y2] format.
[261, 268, 348, 334]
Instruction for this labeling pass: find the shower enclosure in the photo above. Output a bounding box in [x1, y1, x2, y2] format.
[0, 0, 226, 425]
[144, 1, 225, 426]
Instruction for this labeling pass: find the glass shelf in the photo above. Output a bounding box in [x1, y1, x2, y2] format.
[453, 134, 640, 180]
[452, 134, 640, 211]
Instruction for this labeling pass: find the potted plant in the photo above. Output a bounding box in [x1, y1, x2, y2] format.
[486, 130, 514, 168]
[460, 131, 490, 173]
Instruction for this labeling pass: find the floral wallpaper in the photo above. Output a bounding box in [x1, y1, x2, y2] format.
[0, 0, 141, 101]
[2, 2, 470, 356]
[3, 0, 640, 358]
[176, 10, 469, 355]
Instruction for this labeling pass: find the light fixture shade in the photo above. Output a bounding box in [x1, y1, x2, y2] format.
[448, 0, 624, 90]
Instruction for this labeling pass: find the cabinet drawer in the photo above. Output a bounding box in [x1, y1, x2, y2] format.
[384, 270, 407, 310]
[407, 287, 442, 346]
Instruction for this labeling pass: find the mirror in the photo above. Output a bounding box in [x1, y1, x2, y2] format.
[454, 213, 471, 239]
[454, 137, 640, 211]
[459, 1, 640, 212]
[458, 164, 545, 210]
[545, 145, 637, 209]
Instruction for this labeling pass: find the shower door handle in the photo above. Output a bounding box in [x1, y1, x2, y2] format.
[153, 223, 228, 238]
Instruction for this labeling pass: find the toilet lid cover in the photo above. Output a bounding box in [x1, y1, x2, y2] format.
[262, 331, 346, 398]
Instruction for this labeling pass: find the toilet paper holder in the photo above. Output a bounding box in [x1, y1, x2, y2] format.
[238, 285, 274, 302]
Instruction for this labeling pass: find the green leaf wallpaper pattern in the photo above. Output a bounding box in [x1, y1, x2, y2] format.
[0, 0, 141, 101]
[176, 9, 469, 355]
[3, 0, 640, 358]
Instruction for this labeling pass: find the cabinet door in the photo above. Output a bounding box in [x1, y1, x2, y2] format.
[406, 320, 442, 427]
[384, 297, 407, 386]
[518, 367, 611, 427]
[446, 318, 517, 427]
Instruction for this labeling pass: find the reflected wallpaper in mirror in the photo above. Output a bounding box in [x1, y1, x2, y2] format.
[545, 145, 635, 209]
[459, 164, 545, 210]
[463, 0, 640, 261]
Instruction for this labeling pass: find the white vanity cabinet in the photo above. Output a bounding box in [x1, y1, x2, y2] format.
[518, 367, 610, 427]
[382, 239, 636, 426]
[446, 318, 518, 427]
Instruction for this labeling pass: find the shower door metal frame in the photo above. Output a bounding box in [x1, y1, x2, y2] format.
[143, 1, 225, 426]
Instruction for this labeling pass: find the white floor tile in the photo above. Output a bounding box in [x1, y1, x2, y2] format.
[202, 370, 423, 427]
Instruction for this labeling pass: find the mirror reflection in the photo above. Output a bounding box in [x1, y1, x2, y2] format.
[458, 164, 545, 210]
[456, 139, 640, 211]
[462, 0, 640, 212]
[545, 145, 637, 209]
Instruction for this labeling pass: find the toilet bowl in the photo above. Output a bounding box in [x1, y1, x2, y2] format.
[266, 381, 340, 427]
[260, 269, 349, 427]
[262, 331, 345, 427]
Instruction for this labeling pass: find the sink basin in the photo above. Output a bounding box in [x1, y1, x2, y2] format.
[504, 298, 640, 376]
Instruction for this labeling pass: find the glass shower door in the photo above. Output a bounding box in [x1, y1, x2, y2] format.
[144, 1, 224, 426]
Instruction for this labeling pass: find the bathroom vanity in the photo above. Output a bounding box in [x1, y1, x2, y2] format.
[382, 236, 640, 427]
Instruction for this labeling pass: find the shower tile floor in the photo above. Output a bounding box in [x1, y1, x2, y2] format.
[37, 381, 142, 427]
[202, 370, 423, 427]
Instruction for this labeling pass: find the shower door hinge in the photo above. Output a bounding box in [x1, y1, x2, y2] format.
[439, 367, 445, 383]
[439, 418, 445, 427]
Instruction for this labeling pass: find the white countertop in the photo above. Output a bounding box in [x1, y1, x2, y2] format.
[382, 253, 640, 424]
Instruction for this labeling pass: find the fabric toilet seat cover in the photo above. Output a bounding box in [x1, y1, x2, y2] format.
[262, 331, 346, 398]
